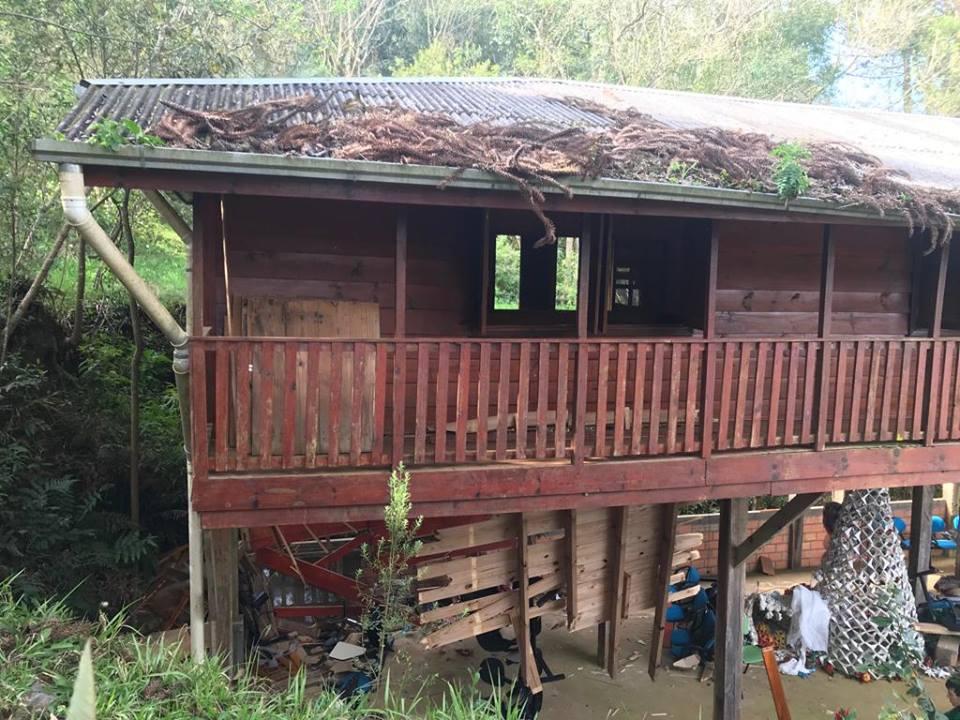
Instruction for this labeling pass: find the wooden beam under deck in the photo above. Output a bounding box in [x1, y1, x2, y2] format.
[195, 442, 960, 528]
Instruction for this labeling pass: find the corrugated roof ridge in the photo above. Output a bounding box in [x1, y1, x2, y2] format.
[73, 75, 960, 126]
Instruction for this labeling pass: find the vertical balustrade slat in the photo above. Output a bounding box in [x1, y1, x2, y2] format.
[302, 344, 319, 468]
[236, 342, 252, 470]
[648, 344, 664, 455]
[574, 344, 589, 462]
[496, 343, 510, 461]
[594, 344, 610, 457]
[952, 343, 960, 440]
[214, 342, 229, 472]
[750, 342, 768, 448]
[938, 342, 955, 441]
[848, 342, 867, 442]
[328, 343, 342, 466]
[555, 343, 569, 459]
[701, 343, 717, 458]
[912, 342, 929, 440]
[766, 343, 784, 447]
[831, 341, 848, 444]
[414, 343, 429, 464]
[455, 343, 471, 463]
[477, 343, 491, 461]
[516, 343, 531, 459]
[435, 342, 450, 464]
[926, 341, 944, 446]
[684, 344, 701, 453]
[879, 341, 896, 442]
[392, 342, 407, 465]
[666, 345, 682, 454]
[281, 343, 298, 469]
[895, 343, 912, 441]
[733, 343, 751, 449]
[259, 342, 275, 470]
[372, 344, 387, 464]
[536, 342, 550, 459]
[717, 343, 735, 451]
[863, 341, 882, 442]
[631, 344, 648, 455]
[613, 344, 629, 456]
[806, 341, 821, 446]
[350, 343, 365, 466]
[190, 342, 208, 478]
[782, 343, 800, 446]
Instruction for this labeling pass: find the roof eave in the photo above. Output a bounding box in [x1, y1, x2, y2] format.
[32, 138, 921, 225]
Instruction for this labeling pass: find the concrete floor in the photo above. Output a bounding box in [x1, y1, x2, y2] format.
[386, 567, 954, 720]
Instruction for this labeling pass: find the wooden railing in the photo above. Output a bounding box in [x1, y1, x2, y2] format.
[189, 336, 960, 474]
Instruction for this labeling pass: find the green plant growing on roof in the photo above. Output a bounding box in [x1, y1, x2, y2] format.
[667, 158, 698, 183]
[771, 142, 812, 202]
[87, 119, 163, 152]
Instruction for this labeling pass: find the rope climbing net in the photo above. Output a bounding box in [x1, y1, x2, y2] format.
[816, 488, 923, 678]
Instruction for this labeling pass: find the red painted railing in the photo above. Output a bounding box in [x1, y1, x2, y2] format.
[189, 336, 959, 474]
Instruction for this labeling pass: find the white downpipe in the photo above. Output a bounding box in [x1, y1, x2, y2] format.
[59, 164, 187, 347]
[58, 164, 205, 661]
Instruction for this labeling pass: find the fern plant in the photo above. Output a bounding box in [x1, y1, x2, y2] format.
[771, 142, 812, 202]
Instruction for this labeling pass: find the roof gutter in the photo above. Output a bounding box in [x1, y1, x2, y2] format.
[36, 139, 936, 226]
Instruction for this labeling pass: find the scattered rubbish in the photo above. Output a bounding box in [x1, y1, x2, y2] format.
[329, 641, 366, 662]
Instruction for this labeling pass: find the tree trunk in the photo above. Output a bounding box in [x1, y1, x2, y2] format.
[120, 193, 143, 527]
[0, 223, 70, 365]
[902, 49, 914, 113]
[69, 237, 86, 347]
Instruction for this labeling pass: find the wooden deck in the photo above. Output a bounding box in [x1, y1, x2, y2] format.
[189, 334, 960, 526]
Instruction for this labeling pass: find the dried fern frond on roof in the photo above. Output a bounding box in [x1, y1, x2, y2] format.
[153, 95, 959, 247]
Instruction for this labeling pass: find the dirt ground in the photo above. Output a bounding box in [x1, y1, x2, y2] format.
[386, 568, 953, 720]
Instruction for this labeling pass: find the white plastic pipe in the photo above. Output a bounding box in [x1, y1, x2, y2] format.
[59, 164, 187, 347]
[59, 164, 204, 661]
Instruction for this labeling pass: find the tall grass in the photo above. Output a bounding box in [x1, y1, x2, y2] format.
[0, 578, 529, 719]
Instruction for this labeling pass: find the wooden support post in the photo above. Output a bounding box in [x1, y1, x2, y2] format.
[395, 208, 408, 339]
[479, 210, 490, 336]
[648, 503, 679, 680]
[596, 622, 607, 668]
[574, 218, 592, 464]
[787, 518, 804, 570]
[908, 485, 934, 602]
[814, 225, 835, 452]
[733, 493, 822, 568]
[701, 224, 719, 459]
[515, 513, 542, 694]
[714, 498, 748, 720]
[565, 509, 578, 628]
[925, 242, 950, 446]
[206, 527, 240, 665]
[606, 506, 629, 678]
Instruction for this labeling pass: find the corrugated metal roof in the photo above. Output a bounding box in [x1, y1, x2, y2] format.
[56, 76, 960, 190]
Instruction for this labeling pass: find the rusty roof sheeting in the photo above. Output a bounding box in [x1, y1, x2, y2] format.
[56, 77, 960, 191]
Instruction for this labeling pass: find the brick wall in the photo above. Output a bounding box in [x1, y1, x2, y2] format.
[678, 498, 947, 575]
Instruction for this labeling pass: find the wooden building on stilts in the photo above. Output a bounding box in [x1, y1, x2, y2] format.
[38, 77, 960, 719]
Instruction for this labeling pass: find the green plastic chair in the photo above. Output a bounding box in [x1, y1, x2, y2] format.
[743, 614, 764, 668]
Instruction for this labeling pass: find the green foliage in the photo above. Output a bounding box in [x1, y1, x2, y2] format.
[771, 142, 813, 201]
[86, 119, 162, 152]
[494, 235, 520, 310]
[359, 464, 423, 675]
[0, 298, 185, 614]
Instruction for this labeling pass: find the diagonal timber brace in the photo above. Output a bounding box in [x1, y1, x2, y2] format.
[732, 492, 823, 568]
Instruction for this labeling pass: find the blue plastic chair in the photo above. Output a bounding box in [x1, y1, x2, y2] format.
[893, 516, 910, 549]
[932, 515, 958, 551]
